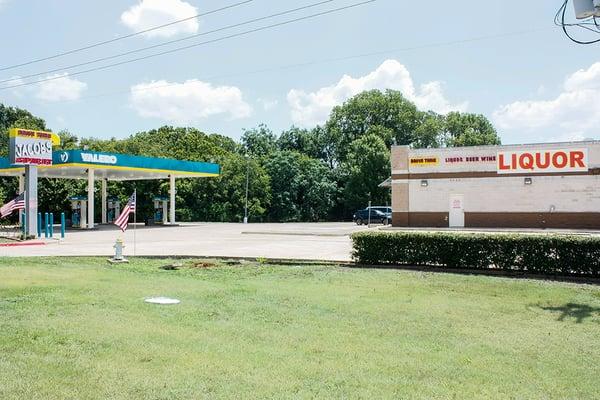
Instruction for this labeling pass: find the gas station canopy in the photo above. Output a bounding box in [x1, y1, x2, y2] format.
[0, 150, 220, 181]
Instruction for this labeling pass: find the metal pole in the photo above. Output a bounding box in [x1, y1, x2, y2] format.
[368, 200, 372, 228]
[24, 167, 38, 237]
[60, 212, 65, 239]
[18, 174, 24, 194]
[44, 212, 49, 238]
[244, 155, 249, 224]
[21, 211, 26, 238]
[87, 169, 94, 229]
[49, 213, 54, 238]
[101, 179, 107, 224]
[37, 212, 42, 238]
[169, 175, 176, 224]
[133, 188, 137, 257]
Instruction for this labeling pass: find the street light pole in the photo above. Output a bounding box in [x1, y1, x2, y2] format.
[244, 154, 249, 224]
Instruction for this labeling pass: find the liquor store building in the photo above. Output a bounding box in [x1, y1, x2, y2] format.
[390, 141, 600, 229]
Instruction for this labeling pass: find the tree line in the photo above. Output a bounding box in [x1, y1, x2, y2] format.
[0, 89, 501, 222]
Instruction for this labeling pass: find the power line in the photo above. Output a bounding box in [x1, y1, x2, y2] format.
[0, 0, 336, 85]
[0, 0, 376, 92]
[555, 0, 600, 45]
[0, 0, 255, 72]
[45, 26, 552, 104]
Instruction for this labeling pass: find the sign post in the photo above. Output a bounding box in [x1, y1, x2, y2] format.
[8, 128, 59, 238]
[24, 167, 38, 237]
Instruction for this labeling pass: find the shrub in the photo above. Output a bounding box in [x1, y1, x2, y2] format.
[351, 231, 600, 276]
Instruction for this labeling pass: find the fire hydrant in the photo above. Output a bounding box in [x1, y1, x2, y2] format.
[109, 238, 128, 263]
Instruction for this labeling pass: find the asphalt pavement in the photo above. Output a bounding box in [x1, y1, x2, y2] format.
[0, 222, 371, 261]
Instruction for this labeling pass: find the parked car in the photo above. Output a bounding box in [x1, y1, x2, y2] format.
[367, 206, 392, 220]
[353, 208, 389, 225]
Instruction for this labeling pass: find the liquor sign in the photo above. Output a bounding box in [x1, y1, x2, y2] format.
[9, 128, 60, 166]
[445, 155, 496, 164]
[497, 148, 588, 174]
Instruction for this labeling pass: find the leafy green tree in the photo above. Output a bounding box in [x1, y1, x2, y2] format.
[278, 126, 313, 153]
[264, 151, 336, 221]
[120, 126, 231, 162]
[412, 112, 445, 148]
[278, 125, 336, 168]
[342, 133, 390, 213]
[443, 112, 501, 147]
[206, 133, 241, 154]
[79, 137, 121, 153]
[241, 124, 277, 157]
[325, 89, 421, 162]
[176, 154, 271, 222]
[57, 130, 79, 150]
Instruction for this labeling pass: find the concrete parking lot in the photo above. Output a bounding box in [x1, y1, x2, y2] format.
[0, 222, 371, 261]
[4, 222, 598, 261]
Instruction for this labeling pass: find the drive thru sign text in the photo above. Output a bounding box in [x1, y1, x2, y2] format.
[497, 149, 588, 174]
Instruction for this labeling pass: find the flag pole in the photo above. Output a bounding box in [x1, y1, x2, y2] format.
[22, 189, 27, 239]
[133, 188, 137, 257]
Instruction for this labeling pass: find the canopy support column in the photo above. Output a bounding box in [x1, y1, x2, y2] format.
[101, 179, 107, 224]
[87, 169, 94, 229]
[169, 175, 176, 224]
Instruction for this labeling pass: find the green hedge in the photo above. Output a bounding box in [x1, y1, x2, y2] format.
[351, 231, 600, 276]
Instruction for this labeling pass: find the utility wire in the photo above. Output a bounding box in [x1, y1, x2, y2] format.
[0, 0, 254, 72]
[0, 0, 336, 85]
[554, 0, 600, 45]
[0, 0, 376, 91]
[47, 26, 551, 104]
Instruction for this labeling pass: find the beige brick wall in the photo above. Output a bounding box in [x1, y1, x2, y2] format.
[391, 146, 409, 172]
[390, 140, 600, 215]
[410, 175, 600, 213]
[391, 182, 409, 212]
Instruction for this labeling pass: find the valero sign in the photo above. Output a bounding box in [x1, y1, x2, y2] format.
[9, 128, 60, 166]
[497, 148, 588, 174]
[81, 152, 118, 165]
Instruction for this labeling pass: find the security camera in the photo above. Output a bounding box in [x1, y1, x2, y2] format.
[573, 0, 600, 19]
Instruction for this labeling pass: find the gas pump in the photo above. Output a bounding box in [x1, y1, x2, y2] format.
[153, 196, 168, 224]
[107, 197, 120, 223]
[70, 196, 87, 228]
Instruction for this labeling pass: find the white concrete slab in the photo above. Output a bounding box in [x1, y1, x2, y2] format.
[0, 222, 372, 261]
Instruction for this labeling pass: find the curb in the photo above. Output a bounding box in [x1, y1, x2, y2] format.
[0, 241, 47, 247]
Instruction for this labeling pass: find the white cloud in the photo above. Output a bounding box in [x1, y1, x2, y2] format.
[493, 62, 600, 143]
[35, 73, 87, 102]
[121, 0, 198, 38]
[130, 79, 252, 123]
[258, 98, 279, 111]
[287, 59, 468, 127]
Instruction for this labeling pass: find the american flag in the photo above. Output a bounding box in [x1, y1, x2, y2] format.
[0, 192, 25, 218]
[114, 191, 136, 232]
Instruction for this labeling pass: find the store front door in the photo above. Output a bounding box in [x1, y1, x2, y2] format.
[449, 194, 465, 228]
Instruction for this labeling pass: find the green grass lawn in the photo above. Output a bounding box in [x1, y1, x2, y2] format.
[0, 258, 599, 399]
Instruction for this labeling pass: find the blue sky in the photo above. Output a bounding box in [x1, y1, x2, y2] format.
[0, 0, 598, 144]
